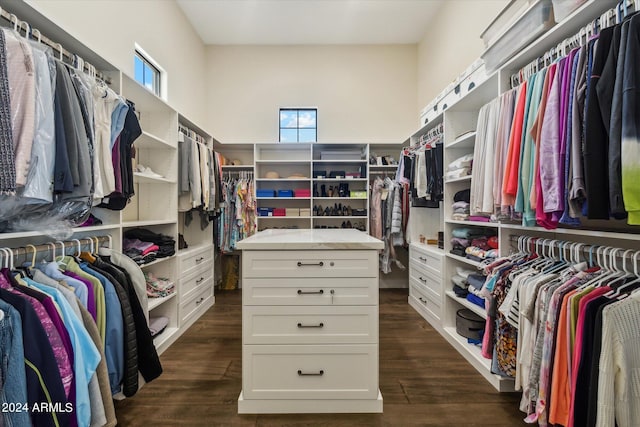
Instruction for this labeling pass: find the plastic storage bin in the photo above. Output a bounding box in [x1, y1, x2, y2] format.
[277, 190, 294, 198]
[551, 0, 587, 22]
[294, 189, 311, 198]
[482, 0, 554, 72]
[257, 208, 274, 217]
[273, 208, 286, 217]
[481, 0, 538, 48]
[257, 190, 276, 198]
[285, 208, 300, 216]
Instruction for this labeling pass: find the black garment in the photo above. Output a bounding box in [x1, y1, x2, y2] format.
[0, 286, 69, 427]
[85, 262, 139, 397]
[53, 73, 74, 193]
[583, 27, 614, 219]
[124, 228, 176, 259]
[454, 189, 471, 203]
[98, 256, 163, 384]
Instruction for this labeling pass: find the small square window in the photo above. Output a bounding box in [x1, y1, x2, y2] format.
[279, 108, 317, 143]
[134, 50, 161, 97]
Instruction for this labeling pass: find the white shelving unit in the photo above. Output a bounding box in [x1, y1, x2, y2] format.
[404, 0, 640, 393]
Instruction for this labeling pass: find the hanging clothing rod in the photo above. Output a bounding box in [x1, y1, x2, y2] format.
[0, 235, 112, 262]
[0, 7, 112, 84]
[510, 0, 637, 88]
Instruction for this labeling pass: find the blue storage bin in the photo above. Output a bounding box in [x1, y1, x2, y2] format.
[257, 207, 274, 217]
[257, 189, 276, 198]
[277, 190, 294, 198]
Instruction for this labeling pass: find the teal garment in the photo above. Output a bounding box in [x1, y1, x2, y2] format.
[518, 69, 547, 226]
[25, 277, 101, 427]
[515, 72, 537, 214]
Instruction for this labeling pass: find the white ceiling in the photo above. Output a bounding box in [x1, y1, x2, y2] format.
[176, 0, 445, 45]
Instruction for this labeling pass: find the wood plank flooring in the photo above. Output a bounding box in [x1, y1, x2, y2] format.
[114, 289, 527, 426]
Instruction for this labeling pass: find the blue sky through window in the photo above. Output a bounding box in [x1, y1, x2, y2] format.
[279, 109, 316, 142]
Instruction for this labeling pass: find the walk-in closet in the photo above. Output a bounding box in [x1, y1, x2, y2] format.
[0, 0, 639, 425]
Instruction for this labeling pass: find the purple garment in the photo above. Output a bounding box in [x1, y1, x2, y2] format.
[123, 238, 156, 253]
[467, 215, 491, 222]
[64, 271, 96, 321]
[0, 270, 74, 399]
[112, 135, 122, 194]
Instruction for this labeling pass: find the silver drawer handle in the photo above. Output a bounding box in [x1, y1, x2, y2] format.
[419, 256, 428, 262]
[297, 322, 324, 328]
[419, 277, 427, 283]
[297, 261, 324, 267]
[297, 289, 324, 295]
[195, 257, 205, 263]
[195, 277, 204, 284]
[195, 297, 205, 305]
[298, 370, 324, 376]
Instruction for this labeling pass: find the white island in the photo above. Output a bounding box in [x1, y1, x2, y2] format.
[236, 228, 384, 414]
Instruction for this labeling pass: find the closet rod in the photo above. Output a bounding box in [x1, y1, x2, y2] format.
[0, 235, 111, 261]
[510, 0, 637, 88]
[0, 7, 112, 84]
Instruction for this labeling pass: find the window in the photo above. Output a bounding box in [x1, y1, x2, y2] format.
[134, 48, 162, 97]
[279, 108, 317, 143]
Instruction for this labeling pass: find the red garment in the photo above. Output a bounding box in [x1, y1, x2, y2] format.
[502, 82, 528, 206]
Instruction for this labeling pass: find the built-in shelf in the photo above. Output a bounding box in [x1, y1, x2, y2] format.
[257, 216, 311, 219]
[133, 172, 175, 184]
[445, 290, 485, 317]
[500, 223, 640, 241]
[314, 178, 368, 182]
[446, 252, 482, 268]
[135, 130, 174, 150]
[312, 216, 367, 219]
[138, 256, 174, 269]
[312, 197, 367, 201]
[312, 159, 367, 163]
[256, 197, 311, 200]
[148, 292, 177, 310]
[255, 178, 312, 182]
[446, 219, 499, 228]
[153, 326, 179, 349]
[122, 219, 176, 228]
[447, 131, 476, 149]
[369, 164, 399, 169]
[445, 175, 472, 184]
[221, 164, 254, 169]
[255, 160, 310, 164]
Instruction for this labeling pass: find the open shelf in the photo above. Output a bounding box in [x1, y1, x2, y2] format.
[122, 219, 176, 228]
[314, 178, 368, 182]
[446, 219, 499, 228]
[445, 175, 472, 184]
[221, 164, 254, 169]
[153, 326, 179, 349]
[133, 172, 175, 184]
[445, 290, 485, 317]
[135, 130, 174, 150]
[138, 256, 174, 269]
[447, 131, 476, 149]
[148, 292, 177, 310]
[446, 253, 482, 268]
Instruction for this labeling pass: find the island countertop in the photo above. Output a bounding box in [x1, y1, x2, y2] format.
[236, 228, 384, 251]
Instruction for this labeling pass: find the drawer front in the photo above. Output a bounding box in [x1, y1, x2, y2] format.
[242, 277, 378, 306]
[180, 281, 213, 323]
[409, 266, 442, 297]
[180, 263, 214, 300]
[242, 344, 378, 400]
[409, 246, 443, 276]
[242, 250, 378, 278]
[179, 246, 214, 277]
[410, 284, 441, 321]
[243, 306, 377, 345]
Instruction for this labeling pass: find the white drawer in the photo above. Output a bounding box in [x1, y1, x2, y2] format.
[242, 344, 378, 400]
[242, 277, 378, 306]
[409, 245, 443, 276]
[178, 245, 214, 277]
[242, 250, 378, 278]
[410, 284, 441, 321]
[409, 266, 442, 297]
[243, 306, 377, 345]
[180, 263, 214, 300]
[180, 280, 213, 323]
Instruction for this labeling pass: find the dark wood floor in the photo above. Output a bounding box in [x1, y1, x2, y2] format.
[114, 289, 527, 426]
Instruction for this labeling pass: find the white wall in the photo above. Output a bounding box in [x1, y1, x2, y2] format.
[417, 0, 509, 112]
[23, 0, 208, 127]
[206, 44, 417, 144]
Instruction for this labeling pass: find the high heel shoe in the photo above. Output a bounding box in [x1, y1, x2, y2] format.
[321, 185, 327, 197]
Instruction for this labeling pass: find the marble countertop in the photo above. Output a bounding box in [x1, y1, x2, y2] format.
[236, 229, 384, 250]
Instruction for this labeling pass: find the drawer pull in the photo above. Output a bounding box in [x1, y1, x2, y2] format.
[419, 277, 428, 283]
[297, 261, 324, 267]
[195, 297, 205, 305]
[297, 370, 324, 376]
[419, 297, 427, 304]
[297, 322, 324, 328]
[419, 256, 428, 262]
[297, 289, 324, 295]
[195, 257, 205, 263]
[195, 277, 204, 284]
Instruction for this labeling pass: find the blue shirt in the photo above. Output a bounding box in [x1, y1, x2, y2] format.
[25, 278, 101, 427]
[36, 261, 89, 308]
[80, 263, 124, 394]
[110, 99, 129, 149]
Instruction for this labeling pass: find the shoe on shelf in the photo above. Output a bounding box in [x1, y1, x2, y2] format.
[321, 184, 327, 197]
[136, 164, 164, 178]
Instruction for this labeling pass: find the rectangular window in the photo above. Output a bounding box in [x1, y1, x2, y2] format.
[134, 50, 161, 97]
[279, 108, 317, 143]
